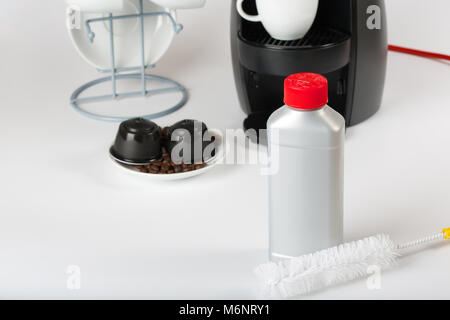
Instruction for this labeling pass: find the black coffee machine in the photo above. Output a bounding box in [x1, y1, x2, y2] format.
[231, 0, 388, 131]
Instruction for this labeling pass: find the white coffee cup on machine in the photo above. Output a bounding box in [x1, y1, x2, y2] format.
[236, 0, 319, 41]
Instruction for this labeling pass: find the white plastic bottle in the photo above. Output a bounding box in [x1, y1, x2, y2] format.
[267, 73, 345, 262]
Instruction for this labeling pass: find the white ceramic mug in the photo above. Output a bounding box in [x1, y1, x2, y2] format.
[65, 0, 125, 13]
[149, 0, 206, 9]
[236, 0, 319, 41]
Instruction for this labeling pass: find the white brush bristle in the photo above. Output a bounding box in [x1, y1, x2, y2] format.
[255, 234, 400, 298]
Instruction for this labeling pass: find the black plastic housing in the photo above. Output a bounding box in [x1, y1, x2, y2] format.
[165, 120, 214, 164]
[110, 118, 162, 164]
[230, 0, 388, 131]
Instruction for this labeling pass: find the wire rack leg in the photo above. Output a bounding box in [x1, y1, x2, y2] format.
[108, 13, 117, 98]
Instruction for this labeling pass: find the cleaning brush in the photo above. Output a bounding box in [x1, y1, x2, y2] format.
[255, 228, 450, 298]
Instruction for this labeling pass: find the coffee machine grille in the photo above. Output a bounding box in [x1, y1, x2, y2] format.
[240, 26, 350, 50]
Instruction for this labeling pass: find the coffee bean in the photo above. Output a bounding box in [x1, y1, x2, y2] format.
[174, 166, 182, 173]
[132, 135, 208, 175]
[161, 127, 169, 140]
[195, 163, 206, 170]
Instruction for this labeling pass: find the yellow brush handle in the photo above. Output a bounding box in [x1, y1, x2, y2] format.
[443, 228, 450, 240]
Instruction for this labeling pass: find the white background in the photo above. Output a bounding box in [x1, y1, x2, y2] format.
[0, 0, 449, 299]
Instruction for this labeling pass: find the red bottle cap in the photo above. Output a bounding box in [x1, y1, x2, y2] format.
[284, 73, 328, 110]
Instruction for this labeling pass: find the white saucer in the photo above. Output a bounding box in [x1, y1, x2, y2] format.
[67, 0, 176, 70]
[150, 0, 206, 9]
[110, 131, 225, 181]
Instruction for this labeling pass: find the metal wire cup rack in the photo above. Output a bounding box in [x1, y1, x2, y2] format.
[70, 0, 187, 122]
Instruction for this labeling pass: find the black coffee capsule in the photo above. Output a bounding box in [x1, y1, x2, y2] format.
[165, 119, 215, 164]
[110, 118, 162, 164]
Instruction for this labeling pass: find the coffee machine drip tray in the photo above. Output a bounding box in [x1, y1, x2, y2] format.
[240, 26, 350, 50]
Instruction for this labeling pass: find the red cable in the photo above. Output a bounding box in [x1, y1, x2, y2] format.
[388, 45, 450, 61]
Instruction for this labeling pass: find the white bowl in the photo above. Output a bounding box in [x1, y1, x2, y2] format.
[66, 0, 126, 13]
[67, 0, 177, 70]
[149, 0, 206, 9]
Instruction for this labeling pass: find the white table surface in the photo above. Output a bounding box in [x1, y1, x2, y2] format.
[0, 0, 449, 299]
